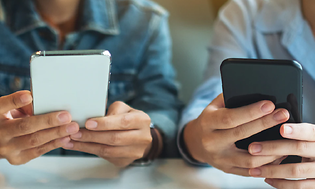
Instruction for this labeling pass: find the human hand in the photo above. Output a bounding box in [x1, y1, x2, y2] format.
[248, 123, 315, 189]
[0, 91, 79, 165]
[67, 101, 153, 167]
[184, 94, 290, 176]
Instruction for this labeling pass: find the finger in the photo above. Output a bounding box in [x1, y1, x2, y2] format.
[85, 110, 151, 131]
[203, 100, 275, 130]
[64, 142, 145, 160]
[265, 178, 315, 189]
[249, 162, 315, 178]
[281, 123, 315, 141]
[5, 111, 72, 137]
[11, 137, 71, 165]
[249, 140, 315, 158]
[222, 167, 250, 177]
[222, 150, 280, 169]
[18, 103, 33, 116]
[0, 91, 32, 115]
[220, 109, 289, 142]
[71, 130, 151, 146]
[10, 122, 79, 151]
[107, 101, 132, 116]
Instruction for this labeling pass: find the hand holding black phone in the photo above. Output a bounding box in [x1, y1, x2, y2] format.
[220, 58, 303, 164]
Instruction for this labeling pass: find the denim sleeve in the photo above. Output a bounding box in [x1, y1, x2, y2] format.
[129, 13, 183, 158]
[178, 0, 255, 165]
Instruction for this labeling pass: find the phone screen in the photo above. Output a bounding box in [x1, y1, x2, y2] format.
[31, 50, 111, 128]
[221, 59, 303, 163]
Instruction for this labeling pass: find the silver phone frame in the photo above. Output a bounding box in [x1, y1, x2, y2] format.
[30, 50, 112, 119]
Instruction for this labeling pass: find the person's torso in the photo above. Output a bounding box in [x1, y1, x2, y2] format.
[231, 0, 315, 124]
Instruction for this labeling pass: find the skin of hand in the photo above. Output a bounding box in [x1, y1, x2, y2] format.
[66, 101, 153, 168]
[184, 94, 290, 176]
[0, 91, 80, 165]
[248, 123, 315, 189]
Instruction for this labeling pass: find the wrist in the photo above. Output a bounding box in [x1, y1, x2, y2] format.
[143, 128, 163, 158]
[184, 120, 206, 163]
[132, 125, 163, 166]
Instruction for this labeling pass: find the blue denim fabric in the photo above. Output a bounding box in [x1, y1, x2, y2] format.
[0, 0, 182, 157]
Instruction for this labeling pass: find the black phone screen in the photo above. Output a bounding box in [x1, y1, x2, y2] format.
[221, 59, 303, 163]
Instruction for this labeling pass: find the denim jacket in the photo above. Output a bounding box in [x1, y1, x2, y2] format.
[0, 0, 182, 157]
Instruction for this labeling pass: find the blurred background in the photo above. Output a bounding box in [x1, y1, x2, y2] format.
[153, 0, 227, 103]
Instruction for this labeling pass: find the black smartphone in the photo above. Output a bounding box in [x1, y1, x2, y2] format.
[220, 58, 303, 164]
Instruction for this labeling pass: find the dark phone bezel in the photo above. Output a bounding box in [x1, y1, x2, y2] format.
[220, 58, 303, 164]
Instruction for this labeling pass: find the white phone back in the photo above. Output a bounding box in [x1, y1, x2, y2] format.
[30, 50, 111, 127]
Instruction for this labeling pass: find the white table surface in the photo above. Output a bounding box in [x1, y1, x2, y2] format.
[0, 157, 273, 189]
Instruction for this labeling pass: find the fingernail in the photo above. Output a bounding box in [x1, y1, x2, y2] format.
[20, 94, 32, 103]
[249, 168, 261, 176]
[86, 120, 98, 129]
[283, 125, 293, 135]
[58, 113, 71, 124]
[64, 142, 74, 149]
[273, 110, 288, 121]
[261, 102, 274, 113]
[66, 123, 79, 134]
[60, 137, 70, 144]
[250, 144, 262, 154]
[265, 178, 273, 185]
[71, 132, 82, 139]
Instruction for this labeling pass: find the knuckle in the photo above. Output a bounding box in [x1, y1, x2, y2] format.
[211, 154, 222, 165]
[29, 133, 41, 147]
[99, 146, 110, 157]
[17, 119, 31, 133]
[112, 101, 125, 107]
[232, 126, 246, 139]
[296, 141, 308, 154]
[56, 127, 64, 138]
[221, 113, 233, 127]
[199, 117, 208, 129]
[102, 118, 110, 127]
[109, 132, 120, 145]
[268, 142, 278, 153]
[120, 114, 131, 129]
[52, 139, 61, 149]
[294, 182, 305, 189]
[46, 115, 56, 126]
[247, 108, 257, 120]
[199, 109, 212, 127]
[261, 116, 272, 129]
[35, 146, 47, 157]
[245, 158, 257, 168]
[11, 96, 19, 107]
[291, 165, 305, 177]
[201, 137, 210, 149]
[264, 168, 275, 178]
[201, 133, 217, 152]
[141, 111, 151, 123]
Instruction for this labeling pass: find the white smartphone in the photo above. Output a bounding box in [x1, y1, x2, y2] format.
[30, 50, 111, 128]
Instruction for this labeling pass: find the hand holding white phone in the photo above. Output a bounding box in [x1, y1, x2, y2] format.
[30, 50, 111, 127]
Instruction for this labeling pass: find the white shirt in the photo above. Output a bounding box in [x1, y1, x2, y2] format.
[178, 0, 315, 165]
